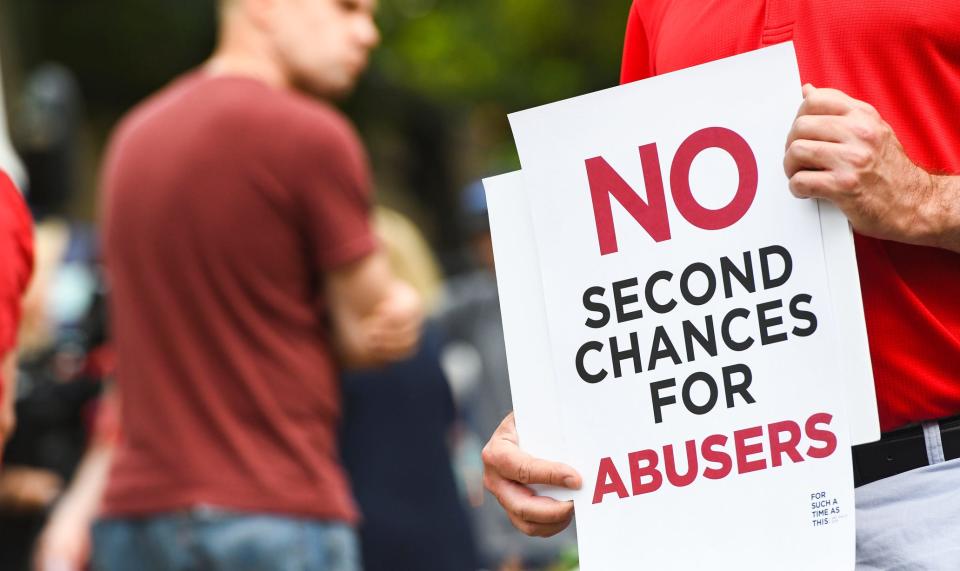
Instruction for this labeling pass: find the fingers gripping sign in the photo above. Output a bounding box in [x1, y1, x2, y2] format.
[783, 84, 942, 247]
[481, 413, 583, 537]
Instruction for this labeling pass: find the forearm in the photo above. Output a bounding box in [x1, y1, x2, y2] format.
[922, 174, 960, 253]
[34, 441, 113, 571]
[328, 252, 393, 365]
[52, 442, 113, 524]
[327, 252, 422, 368]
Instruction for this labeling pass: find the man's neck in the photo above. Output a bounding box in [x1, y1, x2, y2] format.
[206, 14, 289, 90]
[204, 51, 288, 90]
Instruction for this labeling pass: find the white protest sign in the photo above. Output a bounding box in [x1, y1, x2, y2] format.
[819, 203, 878, 444]
[485, 175, 877, 470]
[485, 171, 576, 502]
[507, 43, 856, 569]
[484, 177, 876, 513]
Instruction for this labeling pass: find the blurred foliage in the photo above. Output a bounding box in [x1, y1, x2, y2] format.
[357, 0, 629, 230]
[373, 0, 626, 109]
[1, 0, 217, 114]
[0, 0, 630, 247]
[2, 0, 627, 125]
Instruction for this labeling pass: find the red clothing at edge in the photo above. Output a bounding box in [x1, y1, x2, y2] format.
[0, 171, 33, 402]
[101, 74, 378, 521]
[621, 0, 960, 432]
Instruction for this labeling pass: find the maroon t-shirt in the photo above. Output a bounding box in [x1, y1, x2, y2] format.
[100, 73, 377, 521]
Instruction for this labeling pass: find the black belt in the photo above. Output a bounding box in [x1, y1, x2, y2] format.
[852, 415, 960, 487]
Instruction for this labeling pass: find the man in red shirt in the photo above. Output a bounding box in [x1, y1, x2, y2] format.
[483, 1, 960, 567]
[93, 0, 421, 569]
[0, 171, 33, 458]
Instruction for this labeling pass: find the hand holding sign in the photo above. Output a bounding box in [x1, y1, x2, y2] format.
[481, 413, 581, 537]
[784, 84, 943, 248]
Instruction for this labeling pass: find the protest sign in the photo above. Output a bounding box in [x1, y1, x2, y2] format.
[485, 173, 877, 505]
[485, 171, 576, 502]
[485, 178, 877, 485]
[495, 43, 859, 569]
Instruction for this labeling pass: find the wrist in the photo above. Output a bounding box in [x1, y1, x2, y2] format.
[918, 174, 960, 251]
[49, 491, 96, 527]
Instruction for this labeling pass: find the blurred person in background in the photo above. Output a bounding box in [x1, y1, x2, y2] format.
[0, 49, 32, 453]
[0, 63, 111, 571]
[0, 170, 33, 454]
[1, 269, 106, 571]
[32, 387, 118, 571]
[339, 206, 477, 571]
[439, 182, 576, 570]
[89, 0, 421, 569]
[0, 175, 34, 566]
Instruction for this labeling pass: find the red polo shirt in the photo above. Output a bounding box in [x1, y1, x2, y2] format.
[621, 0, 960, 432]
[0, 172, 33, 401]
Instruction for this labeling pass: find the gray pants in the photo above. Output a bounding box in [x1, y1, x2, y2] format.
[856, 422, 960, 570]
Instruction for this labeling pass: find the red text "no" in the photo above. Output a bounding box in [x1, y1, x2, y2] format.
[586, 127, 758, 255]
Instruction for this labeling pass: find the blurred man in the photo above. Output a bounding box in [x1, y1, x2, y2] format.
[93, 0, 421, 569]
[482, 1, 960, 568]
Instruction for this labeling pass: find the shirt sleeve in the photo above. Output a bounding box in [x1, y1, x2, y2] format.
[295, 110, 379, 272]
[0, 171, 34, 357]
[620, 1, 653, 85]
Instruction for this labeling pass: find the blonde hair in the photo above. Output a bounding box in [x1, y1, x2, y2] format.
[373, 207, 444, 315]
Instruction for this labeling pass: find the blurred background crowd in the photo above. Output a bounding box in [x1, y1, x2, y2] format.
[0, 0, 632, 570]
